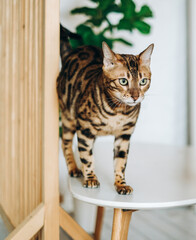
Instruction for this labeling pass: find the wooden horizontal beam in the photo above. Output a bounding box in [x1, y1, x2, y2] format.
[5, 203, 45, 240]
[59, 206, 93, 240]
[0, 204, 15, 233]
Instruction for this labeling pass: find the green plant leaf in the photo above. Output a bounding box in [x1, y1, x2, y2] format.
[99, 0, 115, 10]
[70, 38, 83, 49]
[76, 25, 95, 45]
[59, 126, 62, 138]
[118, 18, 133, 31]
[112, 38, 133, 46]
[93, 34, 105, 47]
[105, 3, 121, 14]
[71, 7, 97, 17]
[102, 38, 113, 49]
[120, 0, 136, 18]
[69, 0, 153, 49]
[76, 24, 93, 35]
[133, 21, 151, 34]
[77, 25, 114, 48]
[85, 18, 103, 27]
[137, 5, 153, 18]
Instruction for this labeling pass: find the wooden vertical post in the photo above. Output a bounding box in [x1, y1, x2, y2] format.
[111, 209, 133, 240]
[42, 0, 60, 239]
[94, 206, 105, 240]
[1, 0, 60, 238]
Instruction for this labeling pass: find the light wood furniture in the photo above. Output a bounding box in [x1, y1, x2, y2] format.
[0, 1, 101, 239]
[67, 140, 196, 240]
[0, 0, 60, 239]
[94, 206, 104, 240]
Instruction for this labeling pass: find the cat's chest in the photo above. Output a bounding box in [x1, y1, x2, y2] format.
[77, 98, 140, 135]
[98, 114, 133, 135]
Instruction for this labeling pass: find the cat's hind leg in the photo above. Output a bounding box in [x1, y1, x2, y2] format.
[61, 114, 82, 177]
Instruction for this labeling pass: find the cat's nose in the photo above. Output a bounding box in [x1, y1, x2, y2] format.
[132, 95, 139, 101]
[130, 88, 140, 101]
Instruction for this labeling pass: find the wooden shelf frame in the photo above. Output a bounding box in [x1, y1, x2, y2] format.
[5, 204, 45, 240]
[0, 0, 60, 239]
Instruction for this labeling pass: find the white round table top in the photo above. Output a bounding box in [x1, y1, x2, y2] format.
[69, 140, 196, 210]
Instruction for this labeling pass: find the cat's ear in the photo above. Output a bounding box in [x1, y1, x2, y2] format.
[102, 42, 117, 69]
[139, 44, 154, 67]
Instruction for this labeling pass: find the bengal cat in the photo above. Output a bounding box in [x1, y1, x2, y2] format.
[57, 25, 154, 195]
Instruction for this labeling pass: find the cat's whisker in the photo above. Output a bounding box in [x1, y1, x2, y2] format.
[112, 101, 120, 109]
[107, 97, 122, 110]
[107, 99, 118, 107]
[114, 100, 122, 109]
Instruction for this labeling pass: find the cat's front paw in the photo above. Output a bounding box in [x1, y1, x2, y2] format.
[83, 179, 100, 188]
[69, 168, 83, 178]
[115, 185, 133, 195]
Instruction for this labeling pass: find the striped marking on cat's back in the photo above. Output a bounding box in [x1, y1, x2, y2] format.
[57, 46, 103, 111]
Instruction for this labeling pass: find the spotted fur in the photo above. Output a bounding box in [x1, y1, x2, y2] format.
[57, 25, 154, 195]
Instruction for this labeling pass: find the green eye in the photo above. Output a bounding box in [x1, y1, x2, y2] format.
[140, 78, 148, 86]
[119, 78, 128, 86]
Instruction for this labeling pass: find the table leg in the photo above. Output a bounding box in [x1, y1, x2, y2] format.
[94, 206, 105, 240]
[111, 209, 134, 240]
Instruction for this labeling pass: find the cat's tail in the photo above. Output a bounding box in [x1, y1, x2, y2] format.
[60, 24, 81, 65]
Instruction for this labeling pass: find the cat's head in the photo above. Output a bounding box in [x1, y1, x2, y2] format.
[102, 42, 154, 106]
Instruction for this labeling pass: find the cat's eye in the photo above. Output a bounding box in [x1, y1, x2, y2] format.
[140, 78, 148, 86]
[119, 78, 128, 86]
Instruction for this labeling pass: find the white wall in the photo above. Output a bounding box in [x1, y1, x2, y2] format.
[188, 0, 196, 146]
[60, 0, 187, 146]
